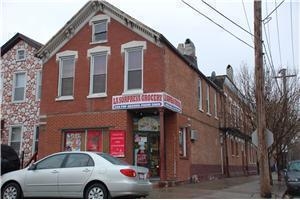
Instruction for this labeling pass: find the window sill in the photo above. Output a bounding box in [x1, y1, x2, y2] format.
[206, 113, 212, 117]
[55, 96, 74, 101]
[16, 59, 26, 62]
[122, 89, 143, 95]
[199, 108, 204, 112]
[87, 93, 107, 99]
[215, 116, 219, 120]
[90, 40, 108, 45]
[12, 100, 25, 103]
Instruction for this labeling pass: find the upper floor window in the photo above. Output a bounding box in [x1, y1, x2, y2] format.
[214, 91, 218, 118]
[206, 85, 210, 115]
[36, 70, 42, 100]
[121, 41, 146, 94]
[198, 79, 203, 111]
[89, 15, 110, 44]
[87, 46, 111, 98]
[16, 49, 25, 61]
[13, 72, 26, 102]
[10, 126, 22, 155]
[56, 51, 78, 101]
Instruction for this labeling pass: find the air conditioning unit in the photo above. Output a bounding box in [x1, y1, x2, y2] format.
[190, 130, 198, 141]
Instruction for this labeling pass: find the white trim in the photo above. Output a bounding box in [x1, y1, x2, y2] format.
[121, 41, 146, 52]
[36, 70, 42, 101]
[89, 14, 111, 25]
[206, 84, 210, 115]
[87, 46, 111, 57]
[12, 71, 27, 103]
[214, 91, 218, 118]
[87, 93, 107, 99]
[16, 49, 26, 61]
[122, 89, 143, 95]
[9, 125, 23, 155]
[55, 96, 74, 101]
[56, 50, 78, 61]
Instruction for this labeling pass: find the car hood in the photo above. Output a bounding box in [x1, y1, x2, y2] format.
[1, 168, 28, 185]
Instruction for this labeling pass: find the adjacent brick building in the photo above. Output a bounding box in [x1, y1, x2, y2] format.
[210, 65, 258, 177]
[1, 33, 43, 163]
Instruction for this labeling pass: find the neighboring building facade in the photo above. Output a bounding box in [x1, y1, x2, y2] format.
[36, 1, 224, 182]
[1, 33, 42, 163]
[211, 65, 257, 177]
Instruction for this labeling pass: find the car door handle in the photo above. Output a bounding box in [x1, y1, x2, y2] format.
[51, 170, 59, 174]
[82, 169, 91, 173]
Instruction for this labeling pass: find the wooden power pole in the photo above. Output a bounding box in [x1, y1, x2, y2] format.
[254, 0, 272, 198]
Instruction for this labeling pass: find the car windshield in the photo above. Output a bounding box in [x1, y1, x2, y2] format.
[97, 153, 129, 165]
[288, 161, 300, 171]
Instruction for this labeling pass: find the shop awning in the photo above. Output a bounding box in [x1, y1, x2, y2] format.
[112, 92, 182, 113]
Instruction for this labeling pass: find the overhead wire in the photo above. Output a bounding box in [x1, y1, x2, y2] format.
[290, 1, 295, 68]
[263, 0, 285, 21]
[241, 0, 253, 42]
[275, 0, 283, 67]
[181, 0, 254, 49]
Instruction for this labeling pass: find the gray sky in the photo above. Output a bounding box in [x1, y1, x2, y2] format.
[1, 0, 299, 76]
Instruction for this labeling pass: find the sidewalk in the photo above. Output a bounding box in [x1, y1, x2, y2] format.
[147, 174, 286, 199]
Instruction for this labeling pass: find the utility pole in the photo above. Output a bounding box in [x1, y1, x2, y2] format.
[254, 1, 271, 198]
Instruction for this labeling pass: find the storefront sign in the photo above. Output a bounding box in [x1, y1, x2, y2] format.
[110, 130, 126, 157]
[112, 92, 182, 113]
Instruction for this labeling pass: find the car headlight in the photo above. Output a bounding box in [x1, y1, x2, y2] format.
[287, 178, 299, 182]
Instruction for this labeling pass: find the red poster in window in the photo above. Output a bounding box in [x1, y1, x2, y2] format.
[87, 130, 102, 152]
[110, 130, 125, 157]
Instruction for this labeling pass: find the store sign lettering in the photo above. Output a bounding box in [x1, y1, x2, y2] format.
[110, 130, 125, 157]
[112, 92, 182, 113]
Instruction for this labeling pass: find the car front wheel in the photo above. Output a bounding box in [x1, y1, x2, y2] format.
[84, 183, 108, 199]
[1, 182, 22, 199]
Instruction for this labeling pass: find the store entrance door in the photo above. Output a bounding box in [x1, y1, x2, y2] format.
[134, 132, 160, 178]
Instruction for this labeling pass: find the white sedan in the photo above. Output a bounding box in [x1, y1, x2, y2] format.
[1, 151, 152, 199]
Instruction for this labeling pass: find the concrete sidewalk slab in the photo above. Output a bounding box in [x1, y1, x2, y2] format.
[147, 175, 287, 199]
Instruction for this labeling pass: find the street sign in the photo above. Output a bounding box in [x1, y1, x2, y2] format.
[251, 129, 274, 148]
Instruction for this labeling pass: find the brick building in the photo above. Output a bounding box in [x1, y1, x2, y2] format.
[210, 65, 258, 177]
[1, 33, 43, 163]
[36, 0, 225, 182]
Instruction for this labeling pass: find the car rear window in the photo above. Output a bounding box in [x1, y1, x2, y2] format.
[289, 161, 300, 171]
[97, 153, 129, 165]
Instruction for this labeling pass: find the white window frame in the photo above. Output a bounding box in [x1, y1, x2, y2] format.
[32, 125, 39, 154]
[36, 70, 42, 101]
[214, 91, 218, 119]
[87, 46, 111, 98]
[198, 79, 203, 111]
[9, 125, 23, 156]
[56, 50, 78, 101]
[206, 85, 210, 115]
[179, 127, 187, 157]
[121, 41, 146, 95]
[12, 71, 26, 103]
[89, 15, 110, 44]
[16, 49, 26, 61]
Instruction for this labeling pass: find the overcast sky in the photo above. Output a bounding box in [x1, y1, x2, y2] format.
[1, 0, 299, 77]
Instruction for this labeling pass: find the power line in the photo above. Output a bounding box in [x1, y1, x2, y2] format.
[241, 0, 253, 42]
[181, 0, 254, 49]
[202, 0, 254, 37]
[290, 1, 295, 68]
[275, 0, 283, 66]
[263, 0, 285, 22]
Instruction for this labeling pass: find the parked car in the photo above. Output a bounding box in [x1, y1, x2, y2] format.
[1, 151, 152, 199]
[284, 160, 300, 193]
[1, 144, 20, 175]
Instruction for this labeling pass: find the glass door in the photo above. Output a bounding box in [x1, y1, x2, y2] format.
[134, 132, 160, 177]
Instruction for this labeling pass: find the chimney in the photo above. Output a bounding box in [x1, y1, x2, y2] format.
[177, 38, 197, 68]
[226, 65, 234, 81]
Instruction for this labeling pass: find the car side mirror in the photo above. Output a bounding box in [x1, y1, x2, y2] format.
[28, 163, 37, 170]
